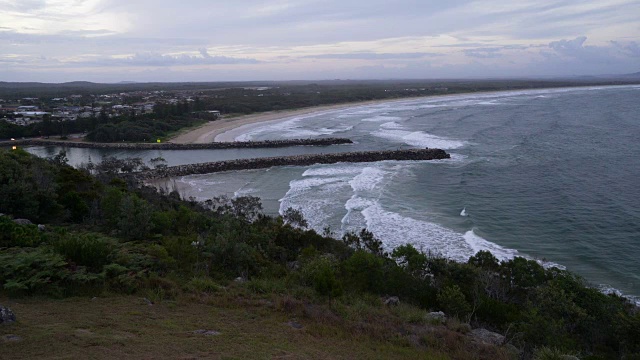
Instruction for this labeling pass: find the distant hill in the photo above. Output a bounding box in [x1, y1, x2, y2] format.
[1, 76, 638, 99]
[614, 71, 640, 79]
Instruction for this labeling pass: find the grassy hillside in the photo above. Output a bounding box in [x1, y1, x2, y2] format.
[0, 149, 639, 359]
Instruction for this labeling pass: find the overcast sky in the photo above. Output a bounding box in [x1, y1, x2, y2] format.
[1, 0, 639, 82]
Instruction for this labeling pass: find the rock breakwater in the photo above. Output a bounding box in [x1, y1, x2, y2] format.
[134, 148, 450, 181]
[3, 138, 353, 150]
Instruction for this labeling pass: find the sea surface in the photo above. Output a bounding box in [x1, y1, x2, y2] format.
[27, 85, 640, 302]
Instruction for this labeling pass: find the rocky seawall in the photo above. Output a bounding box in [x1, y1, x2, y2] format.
[3, 138, 353, 150]
[134, 148, 450, 181]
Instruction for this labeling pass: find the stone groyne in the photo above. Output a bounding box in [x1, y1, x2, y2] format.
[3, 138, 353, 150]
[134, 148, 450, 181]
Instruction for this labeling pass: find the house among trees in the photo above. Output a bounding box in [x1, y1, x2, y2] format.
[191, 110, 221, 120]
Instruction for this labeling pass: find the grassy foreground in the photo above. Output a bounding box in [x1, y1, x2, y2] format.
[1, 290, 507, 359]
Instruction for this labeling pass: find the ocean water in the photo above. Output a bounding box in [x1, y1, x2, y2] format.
[27, 85, 640, 302]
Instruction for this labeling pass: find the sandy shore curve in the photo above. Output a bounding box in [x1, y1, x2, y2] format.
[169, 99, 399, 144]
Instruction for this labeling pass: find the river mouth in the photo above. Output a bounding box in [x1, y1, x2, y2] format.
[25, 85, 640, 303]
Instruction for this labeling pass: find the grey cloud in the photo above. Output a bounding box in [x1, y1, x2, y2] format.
[0, 0, 47, 12]
[463, 48, 503, 59]
[463, 44, 531, 59]
[610, 41, 640, 58]
[2, 1, 640, 81]
[79, 51, 261, 67]
[101, 0, 477, 46]
[303, 52, 441, 60]
[546, 36, 633, 65]
[549, 36, 588, 55]
[0, 30, 203, 47]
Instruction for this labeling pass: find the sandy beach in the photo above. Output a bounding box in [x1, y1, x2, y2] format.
[168, 86, 597, 144]
[169, 99, 400, 144]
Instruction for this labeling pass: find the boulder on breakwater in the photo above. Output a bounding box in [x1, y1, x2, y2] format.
[133, 148, 450, 181]
[3, 138, 353, 150]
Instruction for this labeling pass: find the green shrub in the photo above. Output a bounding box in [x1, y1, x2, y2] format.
[161, 236, 198, 271]
[0, 247, 101, 296]
[54, 233, 114, 271]
[118, 194, 152, 240]
[342, 250, 385, 293]
[59, 191, 89, 222]
[533, 347, 577, 360]
[185, 276, 221, 294]
[437, 285, 471, 319]
[300, 256, 343, 298]
[0, 247, 69, 295]
[0, 216, 45, 247]
[203, 234, 258, 277]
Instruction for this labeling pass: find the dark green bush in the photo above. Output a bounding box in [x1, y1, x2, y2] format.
[53, 233, 114, 271]
[437, 285, 471, 319]
[342, 250, 385, 293]
[300, 256, 343, 298]
[0, 247, 102, 296]
[0, 216, 45, 247]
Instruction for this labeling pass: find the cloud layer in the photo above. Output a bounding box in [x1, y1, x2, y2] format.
[0, 0, 638, 81]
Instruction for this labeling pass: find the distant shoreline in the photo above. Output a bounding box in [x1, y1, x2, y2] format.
[169, 84, 639, 144]
[1, 137, 353, 150]
[169, 98, 398, 144]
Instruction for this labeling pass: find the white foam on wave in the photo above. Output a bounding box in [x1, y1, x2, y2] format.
[233, 116, 303, 141]
[227, 108, 354, 141]
[341, 107, 390, 116]
[349, 167, 388, 192]
[287, 176, 347, 192]
[362, 115, 403, 122]
[358, 203, 486, 261]
[302, 166, 363, 177]
[598, 285, 640, 307]
[373, 128, 465, 149]
[376, 85, 639, 114]
[233, 188, 257, 197]
[180, 176, 224, 188]
[279, 171, 354, 233]
[477, 100, 502, 105]
[379, 121, 404, 129]
[282, 161, 565, 273]
[236, 123, 354, 141]
[463, 229, 520, 261]
[416, 104, 448, 109]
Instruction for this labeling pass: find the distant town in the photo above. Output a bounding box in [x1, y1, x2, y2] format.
[0, 90, 220, 127]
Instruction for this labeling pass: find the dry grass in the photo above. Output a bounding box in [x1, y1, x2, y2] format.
[1, 285, 512, 359]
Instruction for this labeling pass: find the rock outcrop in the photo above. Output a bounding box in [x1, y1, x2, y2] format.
[469, 328, 505, 346]
[0, 305, 16, 325]
[425, 311, 447, 324]
[133, 148, 450, 181]
[12, 219, 33, 226]
[384, 296, 400, 306]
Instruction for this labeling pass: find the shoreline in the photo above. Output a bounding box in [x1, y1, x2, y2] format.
[3, 138, 353, 150]
[169, 98, 397, 144]
[169, 84, 638, 144]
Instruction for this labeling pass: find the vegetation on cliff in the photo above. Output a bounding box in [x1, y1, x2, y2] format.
[0, 149, 639, 359]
